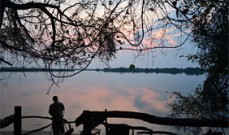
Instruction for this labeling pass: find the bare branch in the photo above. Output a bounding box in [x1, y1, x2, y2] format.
[1, 0, 211, 78]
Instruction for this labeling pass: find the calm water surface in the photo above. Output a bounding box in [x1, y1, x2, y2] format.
[0, 71, 206, 134]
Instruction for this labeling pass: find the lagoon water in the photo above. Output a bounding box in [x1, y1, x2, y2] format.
[0, 71, 207, 134]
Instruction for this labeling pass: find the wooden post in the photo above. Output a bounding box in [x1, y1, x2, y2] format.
[81, 111, 92, 135]
[14, 106, 22, 135]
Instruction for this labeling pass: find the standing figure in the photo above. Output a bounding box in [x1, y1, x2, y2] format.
[49, 96, 65, 135]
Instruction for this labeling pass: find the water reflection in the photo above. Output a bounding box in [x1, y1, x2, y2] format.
[0, 71, 205, 134]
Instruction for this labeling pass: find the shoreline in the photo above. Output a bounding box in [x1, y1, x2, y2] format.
[0, 131, 79, 135]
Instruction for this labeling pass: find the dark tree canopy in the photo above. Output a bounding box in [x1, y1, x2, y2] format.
[193, 1, 228, 120]
[0, 0, 203, 77]
[168, 0, 229, 130]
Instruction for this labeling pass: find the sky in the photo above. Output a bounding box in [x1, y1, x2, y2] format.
[53, 0, 200, 69]
[90, 41, 199, 69]
[76, 1, 200, 69]
[1, 38, 199, 69]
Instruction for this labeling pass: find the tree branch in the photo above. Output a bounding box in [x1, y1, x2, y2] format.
[0, 57, 13, 66]
[6, 0, 58, 10]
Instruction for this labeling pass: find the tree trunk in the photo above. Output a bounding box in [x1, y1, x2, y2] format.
[75, 110, 228, 128]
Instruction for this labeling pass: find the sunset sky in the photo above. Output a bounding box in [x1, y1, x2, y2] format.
[90, 41, 199, 69]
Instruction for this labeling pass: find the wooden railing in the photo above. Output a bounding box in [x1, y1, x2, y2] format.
[0, 106, 74, 135]
[75, 110, 228, 135]
[1, 107, 228, 135]
[1, 106, 23, 134]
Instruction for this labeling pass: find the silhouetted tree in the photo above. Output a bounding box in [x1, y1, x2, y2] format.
[168, 0, 228, 133]
[129, 64, 135, 70]
[0, 0, 195, 77]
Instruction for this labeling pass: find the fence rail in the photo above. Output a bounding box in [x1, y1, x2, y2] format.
[75, 110, 228, 134]
[1, 106, 65, 135]
[1, 107, 228, 135]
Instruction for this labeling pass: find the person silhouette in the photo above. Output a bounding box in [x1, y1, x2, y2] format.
[49, 96, 65, 135]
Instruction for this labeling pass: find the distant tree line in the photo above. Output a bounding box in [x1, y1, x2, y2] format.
[0, 67, 74, 72]
[101, 67, 205, 75]
[0, 67, 205, 75]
